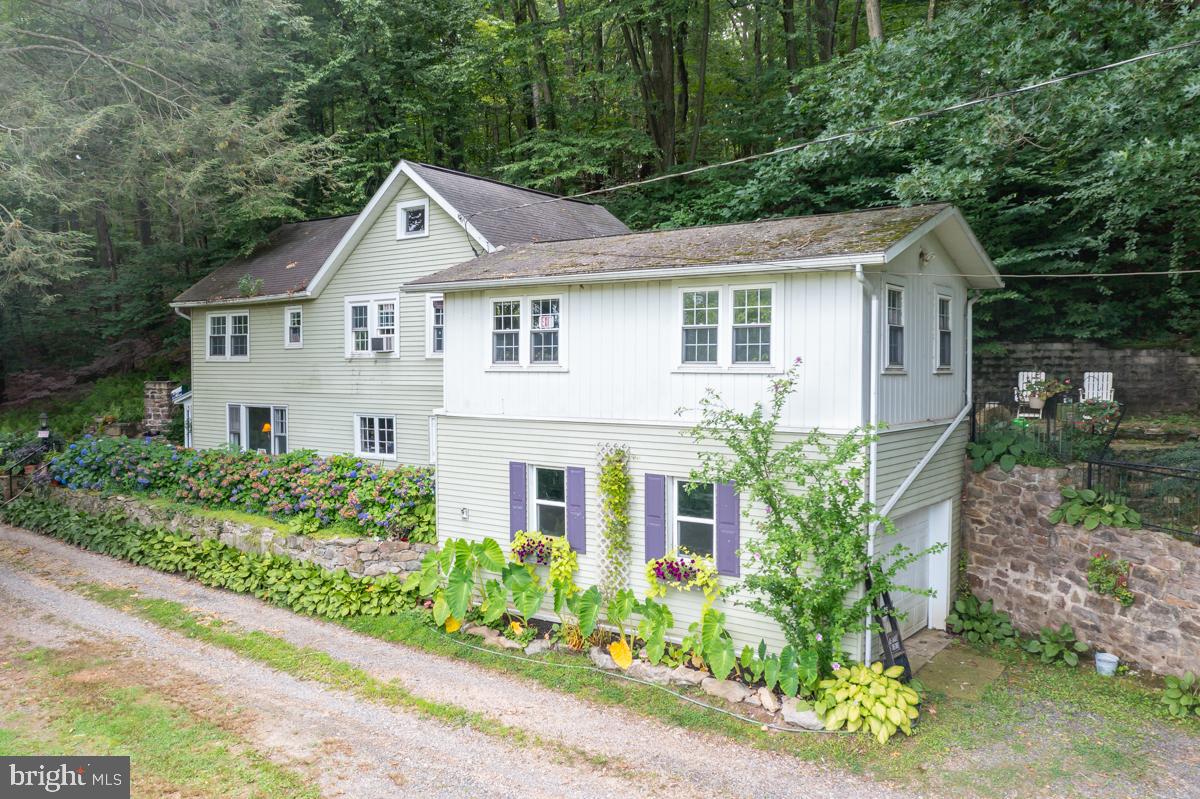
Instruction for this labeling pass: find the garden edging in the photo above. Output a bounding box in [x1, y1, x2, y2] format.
[53, 488, 436, 577]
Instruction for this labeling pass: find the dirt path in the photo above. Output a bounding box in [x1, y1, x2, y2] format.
[0, 524, 901, 799]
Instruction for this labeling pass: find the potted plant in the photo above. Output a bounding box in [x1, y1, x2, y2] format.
[1024, 376, 1070, 410]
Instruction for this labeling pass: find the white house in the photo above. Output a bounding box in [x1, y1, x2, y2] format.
[170, 162, 627, 462]
[406, 203, 1003, 658]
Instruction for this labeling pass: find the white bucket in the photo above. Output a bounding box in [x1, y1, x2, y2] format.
[1095, 652, 1119, 677]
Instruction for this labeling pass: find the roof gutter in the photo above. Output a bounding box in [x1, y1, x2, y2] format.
[403, 254, 887, 293]
[170, 291, 311, 310]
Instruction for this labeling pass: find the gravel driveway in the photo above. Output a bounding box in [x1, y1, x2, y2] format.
[0, 523, 901, 799]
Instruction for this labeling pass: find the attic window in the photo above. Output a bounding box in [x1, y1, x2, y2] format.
[397, 199, 429, 239]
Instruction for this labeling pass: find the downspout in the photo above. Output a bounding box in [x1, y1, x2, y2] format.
[173, 307, 191, 321]
[855, 265, 879, 662]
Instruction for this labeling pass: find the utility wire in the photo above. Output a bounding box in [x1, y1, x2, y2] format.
[463, 38, 1200, 221]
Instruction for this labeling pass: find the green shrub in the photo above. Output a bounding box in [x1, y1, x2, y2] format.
[946, 595, 1018, 646]
[49, 435, 436, 542]
[1048, 486, 1141, 530]
[1, 496, 415, 618]
[1022, 623, 1089, 667]
[968, 424, 1057, 473]
[1162, 672, 1200, 719]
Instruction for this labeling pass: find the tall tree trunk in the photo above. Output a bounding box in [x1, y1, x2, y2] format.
[804, 0, 814, 65]
[780, 0, 800, 91]
[135, 197, 152, 247]
[688, 0, 710, 162]
[556, 0, 575, 78]
[849, 0, 863, 50]
[524, 0, 557, 130]
[926, 0, 936, 24]
[675, 19, 689, 146]
[622, 16, 677, 171]
[94, 206, 116, 283]
[865, 0, 883, 42]
[811, 0, 837, 62]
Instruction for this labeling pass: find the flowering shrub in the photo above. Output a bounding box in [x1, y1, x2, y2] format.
[644, 548, 720, 605]
[1086, 551, 1134, 606]
[49, 436, 436, 542]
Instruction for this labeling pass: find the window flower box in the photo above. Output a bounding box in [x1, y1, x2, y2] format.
[645, 548, 719, 604]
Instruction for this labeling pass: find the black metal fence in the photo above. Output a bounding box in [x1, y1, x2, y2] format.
[1086, 459, 1200, 543]
[971, 397, 1125, 462]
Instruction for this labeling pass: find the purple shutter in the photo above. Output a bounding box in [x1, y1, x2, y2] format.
[509, 462, 526, 540]
[715, 481, 741, 577]
[566, 466, 586, 553]
[644, 474, 666, 562]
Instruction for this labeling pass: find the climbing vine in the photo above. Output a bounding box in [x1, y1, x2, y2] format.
[597, 443, 632, 601]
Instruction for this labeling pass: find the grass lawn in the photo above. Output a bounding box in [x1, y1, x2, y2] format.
[0, 643, 319, 799]
[130, 495, 365, 540]
[79, 583, 1200, 798]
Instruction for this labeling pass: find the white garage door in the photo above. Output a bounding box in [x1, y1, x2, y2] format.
[875, 508, 930, 640]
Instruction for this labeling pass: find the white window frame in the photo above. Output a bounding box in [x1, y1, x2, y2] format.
[225, 403, 287, 454]
[674, 283, 780, 372]
[396, 198, 430, 240]
[670, 478, 716, 558]
[934, 291, 953, 373]
[344, 293, 400, 358]
[528, 464, 567, 537]
[883, 283, 906, 373]
[284, 305, 303, 349]
[425, 293, 445, 358]
[207, 311, 250, 361]
[354, 413, 397, 460]
[485, 294, 567, 371]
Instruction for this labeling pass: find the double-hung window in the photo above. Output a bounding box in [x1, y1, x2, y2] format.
[682, 290, 719, 364]
[285, 306, 303, 348]
[885, 285, 905, 370]
[345, 295, 400, 357]
[208, 312, 250, 360]
[426, 294, 445, 357]
[936, 294, 952, 371]
[355, 414, 396, 459]
[732, 287, 772, 364]
[530, 298, 560, 363]
[492, 300, 521, 363]
[397, 198, 428, 239]
[674, 480, 715, 557]
[531, 466, 566, 536]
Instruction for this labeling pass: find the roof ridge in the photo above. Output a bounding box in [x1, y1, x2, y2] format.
[498, 202, 952, 248]
[410, 162, 604, 207]
[280, 212, 359, 226]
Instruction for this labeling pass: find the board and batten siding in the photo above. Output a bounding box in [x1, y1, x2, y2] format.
[437, 414, 877, 660]
[188, 180, 472, 464]
[442, 269, 865, 431]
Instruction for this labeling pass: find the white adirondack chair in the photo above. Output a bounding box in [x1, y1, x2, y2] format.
[1080, 372, 1115, 402]
[1013, 371, 1045, 418]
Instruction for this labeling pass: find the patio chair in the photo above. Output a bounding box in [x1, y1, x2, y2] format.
[1080, 372, 1115, 402]
[1013, 371, 1045, 418]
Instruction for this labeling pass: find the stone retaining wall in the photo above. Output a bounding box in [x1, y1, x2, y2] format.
[962, 461, 1199, 675]
[56, 488, 436, 578]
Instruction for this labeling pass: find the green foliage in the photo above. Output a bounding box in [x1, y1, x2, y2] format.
[1049, 486, 1142, 530]
[946, 595, 1019, 646]
[1023, 623, 1090, 667]
[1, 497, 415, 618]
[968, 424, 1058, 473]
[596, 444, 633, 601]
[0, 373, 173, 439]
[644, 548, 720, 605]
[813, 662, 921, 744]
[1162, 672, 1200, 719]
[237, 274, 264, 297]
[1086, 552, 1135, 607]
[688, 363, 941, 672]
[50, 436, 437, 542]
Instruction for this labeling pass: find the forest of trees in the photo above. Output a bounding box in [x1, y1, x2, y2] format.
[1, 0, 1198, 391]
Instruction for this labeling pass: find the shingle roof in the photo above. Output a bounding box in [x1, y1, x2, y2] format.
[173, 214, 357, 305]
[407, 204, 951, 289]
[407, 162, 629, 245]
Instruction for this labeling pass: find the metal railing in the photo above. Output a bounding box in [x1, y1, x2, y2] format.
[971, 397, 1125, 462]
[1086, 459, 1200, 543]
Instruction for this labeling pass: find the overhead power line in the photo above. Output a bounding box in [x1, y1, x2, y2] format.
[464, 38, 1200, 221]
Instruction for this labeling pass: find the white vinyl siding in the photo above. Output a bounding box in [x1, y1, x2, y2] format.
[188, 179, 471, 464]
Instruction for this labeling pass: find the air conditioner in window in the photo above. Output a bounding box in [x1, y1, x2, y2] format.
[370, 336, 394, 353]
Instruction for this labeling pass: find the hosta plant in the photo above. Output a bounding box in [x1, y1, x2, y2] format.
[1162, 672, 1200, 719]
[1048, 486, 1141, 530]
[946, 595, 1018, 646]
[813, 662, 921, 744]
[1022, 623, 1089, 666]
